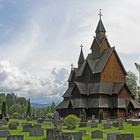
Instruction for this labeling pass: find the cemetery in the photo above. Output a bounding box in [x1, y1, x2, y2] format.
[0, 3, 140, 140]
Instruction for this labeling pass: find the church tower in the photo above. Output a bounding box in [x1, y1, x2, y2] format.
[56, 10, 140, 118]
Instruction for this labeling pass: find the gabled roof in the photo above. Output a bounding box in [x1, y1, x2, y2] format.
[63, 86, 75, 97]
[68, 68, 77, 82]
[130, 98, 140, 109]
[95, 19, 106, 33]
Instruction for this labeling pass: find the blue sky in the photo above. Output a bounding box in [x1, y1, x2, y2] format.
[0, 0, 140, 104]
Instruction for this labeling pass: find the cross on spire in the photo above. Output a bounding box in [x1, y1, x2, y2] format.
[98, 9, 103, 19]
[70, 63, 74, 70]
[80, 44, 83, 48]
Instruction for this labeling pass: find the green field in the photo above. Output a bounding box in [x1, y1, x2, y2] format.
[1, 119, 140, 140]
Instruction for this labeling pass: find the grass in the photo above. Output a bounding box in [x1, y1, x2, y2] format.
[1, 119, 140, 140]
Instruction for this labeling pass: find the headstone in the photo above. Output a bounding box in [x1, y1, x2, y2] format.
[118, 121, 124, 130]
[79, 122, 87, 127]
[29, 127, 44, 136]
[37, 118, 44, 123]
[91, 122, 98, 128]
[33, 124, 41, 128]
[46, 128, 61, 140]
[79, 130, 86, 136]
[91, 115, 95, 122]
[91, 130, 103, 138]
[0, 130, 10, 138]
[104, 122, 111, 129]
[23, 123, 32, 132]
[116, 133, 134, 140]
[107, 133, 120, 140]
[53, 111, 61, 130]
[61, 133, 72, 140]
[107, 133, 134, 140]
[72, 132, 82, 140]
[8, 122, 17, 130]
[7, 135, 24, 140]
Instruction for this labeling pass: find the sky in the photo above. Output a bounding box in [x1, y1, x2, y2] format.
[0, 0, 140, 104]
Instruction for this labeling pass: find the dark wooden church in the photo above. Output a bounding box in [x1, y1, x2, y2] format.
[56, 11, 140, 118]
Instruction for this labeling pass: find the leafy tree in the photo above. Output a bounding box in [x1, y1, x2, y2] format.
[126, 71, 138, 94]
[1, 101, 6, 117]
[64, 115, 80, 129]
[26, 99, 31, 117]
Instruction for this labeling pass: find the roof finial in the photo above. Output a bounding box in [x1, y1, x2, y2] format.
[98, 9, 102, 19]
[70, 63, 74, 70]
[80, 44, 83, 48]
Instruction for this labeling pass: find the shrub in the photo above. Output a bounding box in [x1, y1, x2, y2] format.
[12, 112, 19, 119]
[64, 115, 80, 129]
[98, 109, 104, 123]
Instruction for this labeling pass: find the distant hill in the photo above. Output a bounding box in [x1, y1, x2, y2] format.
[31, 103, 49, 108]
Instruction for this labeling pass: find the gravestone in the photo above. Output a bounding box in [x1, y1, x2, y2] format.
[29, 127, 44, 136]
[37, 118, 44, 123]
[8, 122, 17, 130]
[118, 121, 124, 130]
[91, 122, 98, 128]
[33, 124, 41, 128]
[23, 123, 32, 132]
[72, 132, 82, 140]
[104, 122, 111, 129]
[107, 133, 134, 140]
[91, 130, 103, 138]
[116, 133, 134, 140]
[79, 130, 86, 136]
[61, 133, 72, 140]
[79, 122, 87, 127]
[7, 135, 24, 140]
[107, 133, 120, 140]
[91, 115, 95, 122]
[53, 111, 61, 130]
[0, 130, 10, 138]
[46, 128, 61, 140]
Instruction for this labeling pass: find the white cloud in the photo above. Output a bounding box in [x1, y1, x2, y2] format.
[0, 60, 68, 103]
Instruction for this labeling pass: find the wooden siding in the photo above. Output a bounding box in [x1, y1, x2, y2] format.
[101, 52, 125, 83]
[119, 86, 130, 98]
[100, 39, 110, 54]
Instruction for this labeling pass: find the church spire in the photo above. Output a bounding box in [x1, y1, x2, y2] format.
[78, 45, 84, 68]
[95, 9, 106, 38]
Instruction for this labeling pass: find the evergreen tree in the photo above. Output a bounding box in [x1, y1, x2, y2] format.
[1, 101, 6, 117]
[26, 99, 31, 117]
[98, 109, 104, 123]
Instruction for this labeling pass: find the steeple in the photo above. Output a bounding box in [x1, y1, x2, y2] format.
[95, 9, 106, 38]
[78, 45, 84, 68]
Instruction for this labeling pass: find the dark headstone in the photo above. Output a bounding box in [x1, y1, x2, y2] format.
[23, 123, 32, 132]
[107, 133, 134, 140]
[116, 133, 134, 140]
[72, 132, 82, 140]
[91, 122, 98, 128]
[79, 122, 87, 127]
[79, 130, 86, 136]
[46, 128, 61, 140]
[91, 130, 103, 138]
[29, 127, 44, 136]
[107, 133, 120, 140]
[7, 135, 24, 140]
[104, 122, 111, 129]
[8, 122, 17, 130]
[0, 130, 10, 138]
[61, 133, 72, 140]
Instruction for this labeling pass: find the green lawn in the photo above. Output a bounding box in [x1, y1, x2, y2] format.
[1, 119, 140, 140]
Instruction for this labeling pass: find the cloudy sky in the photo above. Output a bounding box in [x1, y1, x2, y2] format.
[0, 0, 140, 104]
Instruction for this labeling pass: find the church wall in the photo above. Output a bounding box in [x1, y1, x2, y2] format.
[117, 109, 126, 118]
[101, 52, 125, 83]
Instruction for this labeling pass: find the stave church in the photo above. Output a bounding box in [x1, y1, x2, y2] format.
[56, 11, 140, 118]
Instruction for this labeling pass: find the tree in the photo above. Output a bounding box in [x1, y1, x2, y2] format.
[1, 101, 6, 117]
[126, 71, 138, 93]
[98, 109, 104, 123]
[26, 99, 31, 117]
